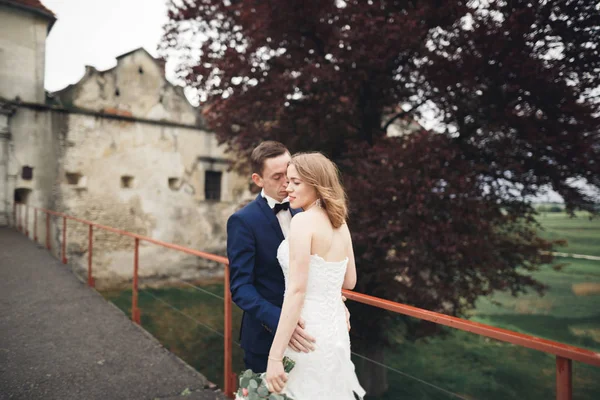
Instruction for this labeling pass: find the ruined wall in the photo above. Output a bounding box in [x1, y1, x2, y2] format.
[1, 47, 250, 287]
[55, 49, 198, 125]
[58, 114, 249, 288]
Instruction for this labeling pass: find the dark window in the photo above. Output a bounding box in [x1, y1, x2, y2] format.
[168, 177, 179, 190]
[22, 166, 33, 180]
[66, 172, 82, 185]
[121, 175, 134, 188]
[14, 188, 32, 204]
[205, 171, 222, 201]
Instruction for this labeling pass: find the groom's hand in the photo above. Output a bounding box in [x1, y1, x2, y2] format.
[289, 317, 316, 353]
[342, 295, 351, 332]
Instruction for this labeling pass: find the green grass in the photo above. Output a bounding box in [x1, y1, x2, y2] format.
[470, 212, 600, 354]
[100, 212, 600, 399]
[536, 212, 600, 257]
[367, 327, 600, 400]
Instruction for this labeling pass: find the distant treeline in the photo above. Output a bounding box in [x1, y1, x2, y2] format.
[535, 204, 565, 213]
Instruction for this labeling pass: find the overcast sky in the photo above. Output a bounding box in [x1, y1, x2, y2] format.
[43, 0, 168, 92]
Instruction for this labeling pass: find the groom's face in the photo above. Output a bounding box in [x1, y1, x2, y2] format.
[253, 152, 291, 202]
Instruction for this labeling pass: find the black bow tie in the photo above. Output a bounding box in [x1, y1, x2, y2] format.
[273, 202, 290, 215]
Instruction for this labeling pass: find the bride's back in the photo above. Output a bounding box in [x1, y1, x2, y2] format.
[307, 209, 350, 262]
[286, 151, 357, 291]
[276, 209, 365, 400]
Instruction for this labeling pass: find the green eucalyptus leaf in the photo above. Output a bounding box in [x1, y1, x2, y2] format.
[257, 386, 269, 397]
[249, 379, 258, 389]
[282, 356, 296, 373]
[240, 377, 250, 388]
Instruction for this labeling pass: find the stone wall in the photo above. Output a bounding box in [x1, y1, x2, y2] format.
[1, 106, 63, 247]
[45, 48, 252, 287]
[52, 48, 197, 125]
[1, 43, 250, 288]
[58, 113, 249, 287]
[0, 5, 49, 103]
[0, 103, 15, 226]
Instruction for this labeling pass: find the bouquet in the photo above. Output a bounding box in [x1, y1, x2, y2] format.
[235, 356, 295, 400]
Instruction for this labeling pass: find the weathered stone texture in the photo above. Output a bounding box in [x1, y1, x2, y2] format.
[58, 113, 248, 286]
[2, 45, 250, 287]
[0, 5, 49, 103]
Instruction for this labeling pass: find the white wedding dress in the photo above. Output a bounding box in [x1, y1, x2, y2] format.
[276, 239, 366, 400]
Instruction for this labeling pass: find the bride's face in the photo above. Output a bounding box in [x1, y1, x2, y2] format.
[286, 164, 318, 210]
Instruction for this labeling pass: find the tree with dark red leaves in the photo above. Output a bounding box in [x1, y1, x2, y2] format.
[160, 0, 599, 393]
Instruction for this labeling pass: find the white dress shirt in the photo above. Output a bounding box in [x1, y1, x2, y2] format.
[261, 189, 292, 239]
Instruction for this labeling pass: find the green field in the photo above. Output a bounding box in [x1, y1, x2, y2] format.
[101, 211, 600, 399]
[536, 211, 600, 257]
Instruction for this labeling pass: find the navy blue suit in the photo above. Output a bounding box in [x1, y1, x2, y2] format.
[227, 194, 299, 372]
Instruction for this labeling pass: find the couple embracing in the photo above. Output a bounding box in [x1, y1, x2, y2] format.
[227, 141, 365, 399]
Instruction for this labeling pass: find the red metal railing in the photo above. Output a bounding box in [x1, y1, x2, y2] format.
[11, 203, 600, 400]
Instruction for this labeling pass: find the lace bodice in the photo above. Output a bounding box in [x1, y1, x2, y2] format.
[276, 239, 348, 303]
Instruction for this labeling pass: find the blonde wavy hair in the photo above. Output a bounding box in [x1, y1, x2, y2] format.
[289, 152, 348, 228]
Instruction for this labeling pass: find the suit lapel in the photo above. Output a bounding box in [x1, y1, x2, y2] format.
[290, 208, 302, 217]
[255, 194, 285, 242]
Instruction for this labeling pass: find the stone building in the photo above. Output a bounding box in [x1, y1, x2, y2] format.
[0, 0, 250, 287]
[1, 0, 57, 227]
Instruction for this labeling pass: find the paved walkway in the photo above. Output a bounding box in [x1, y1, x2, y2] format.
[0, 227, 226, 400]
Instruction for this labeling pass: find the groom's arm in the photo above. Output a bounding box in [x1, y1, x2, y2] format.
[227, 214, 281, 333]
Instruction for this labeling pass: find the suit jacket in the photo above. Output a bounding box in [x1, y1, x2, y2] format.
[227, 194, 300, 354]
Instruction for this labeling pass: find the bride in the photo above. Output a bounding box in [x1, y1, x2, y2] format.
[266, 152, 365, 399]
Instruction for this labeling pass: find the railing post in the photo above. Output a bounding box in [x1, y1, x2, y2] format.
[556, 356, 572, 400]
[12, 202, 16, 228]
[224, 262, 234, 398]
[62, 216, 67, 264]
[88, 225, 95, 287]
[17, 203, 21, 232]
[132, 238, 141, 324]
[25, 204, 29, 237]
[33, 208, 38, 242]
[46, 212, 51, 250]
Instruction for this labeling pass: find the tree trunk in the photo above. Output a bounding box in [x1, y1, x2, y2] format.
[354, 340, 389, 397]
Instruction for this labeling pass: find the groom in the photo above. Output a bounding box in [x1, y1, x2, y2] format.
[227, 141, 316, 373]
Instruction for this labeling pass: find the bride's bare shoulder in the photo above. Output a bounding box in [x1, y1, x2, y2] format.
[291, 210, 325, 231]
[338, 222, 352, 240]
[290, 211, 314, 227]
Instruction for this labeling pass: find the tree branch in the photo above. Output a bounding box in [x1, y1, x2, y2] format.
[382, 98, 428, 132]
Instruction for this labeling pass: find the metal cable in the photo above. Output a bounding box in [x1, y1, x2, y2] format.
[139, 289, 241, 347]
[139, 287, 470, 398]
[169, 278, 226, 300]
[350, 351, 471, 399]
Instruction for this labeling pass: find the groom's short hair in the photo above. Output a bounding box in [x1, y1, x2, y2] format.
[251, 141, 289, 176]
